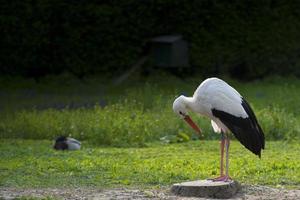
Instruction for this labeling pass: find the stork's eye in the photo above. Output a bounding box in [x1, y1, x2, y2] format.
[179, 111, 183, 115]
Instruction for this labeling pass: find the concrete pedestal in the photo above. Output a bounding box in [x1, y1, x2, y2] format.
[171, 179, 240, 199]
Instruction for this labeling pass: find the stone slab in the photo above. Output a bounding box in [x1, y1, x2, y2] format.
[171, 179, 240, 199]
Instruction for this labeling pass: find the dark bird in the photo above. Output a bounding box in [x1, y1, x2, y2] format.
[53, 136, 81, 150]
[173, 77, 265, 181]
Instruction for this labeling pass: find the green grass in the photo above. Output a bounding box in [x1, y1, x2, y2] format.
[0, 139, 299, 189]
[0, 74, 300, 146]
[0, 74, 300, 189]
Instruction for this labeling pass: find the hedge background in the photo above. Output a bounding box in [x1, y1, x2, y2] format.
[1, 0, 300, 80]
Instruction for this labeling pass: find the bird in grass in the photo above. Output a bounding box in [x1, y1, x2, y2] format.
[53, 136, 81, 150]
[173, 77, 265, 181]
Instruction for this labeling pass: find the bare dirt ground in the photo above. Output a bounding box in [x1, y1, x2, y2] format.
[1, 185, 300, 200]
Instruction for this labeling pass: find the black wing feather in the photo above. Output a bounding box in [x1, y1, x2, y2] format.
[212, 98, 265, 157]
[241, 98, 265, 149]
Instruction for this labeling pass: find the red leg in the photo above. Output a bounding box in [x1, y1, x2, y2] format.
[213, 136, 232, 182]
[220, 135, 225, 176]
[223, 136, 232, 181]
[208, 133, 226, 181]
[208, 133, 232, 182]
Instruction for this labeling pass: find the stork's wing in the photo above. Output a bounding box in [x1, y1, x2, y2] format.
[212, 97, 265, 157]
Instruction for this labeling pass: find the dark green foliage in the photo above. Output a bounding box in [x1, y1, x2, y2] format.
[1, 1, 300, 79]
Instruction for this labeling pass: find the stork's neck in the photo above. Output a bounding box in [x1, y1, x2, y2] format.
[182, 96, 199, 113]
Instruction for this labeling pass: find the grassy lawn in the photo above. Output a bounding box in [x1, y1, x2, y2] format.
[0, 139, 299, 189]
[0, 74, 300, 190]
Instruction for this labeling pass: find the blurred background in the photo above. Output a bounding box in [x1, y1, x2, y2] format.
[1, 1, 300, 80]
[0, 1, 300, 146]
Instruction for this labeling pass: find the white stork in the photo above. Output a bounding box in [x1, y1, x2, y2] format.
[173, 77, 265, 181]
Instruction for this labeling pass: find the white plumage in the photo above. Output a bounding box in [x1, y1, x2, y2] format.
[194, 78, 248, 117]
[65, 138, 81, 150]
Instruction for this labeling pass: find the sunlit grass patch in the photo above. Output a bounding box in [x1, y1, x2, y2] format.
[0, 140, 299, 188]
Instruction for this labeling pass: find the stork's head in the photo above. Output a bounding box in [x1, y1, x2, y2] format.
[173, 95, 202, 135]
[173, 95, 188, 119]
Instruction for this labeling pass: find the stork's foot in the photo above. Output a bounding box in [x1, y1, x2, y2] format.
[207, 175, 232, 182]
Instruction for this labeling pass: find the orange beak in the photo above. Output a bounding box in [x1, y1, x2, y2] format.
[184, 115, 203, 136]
